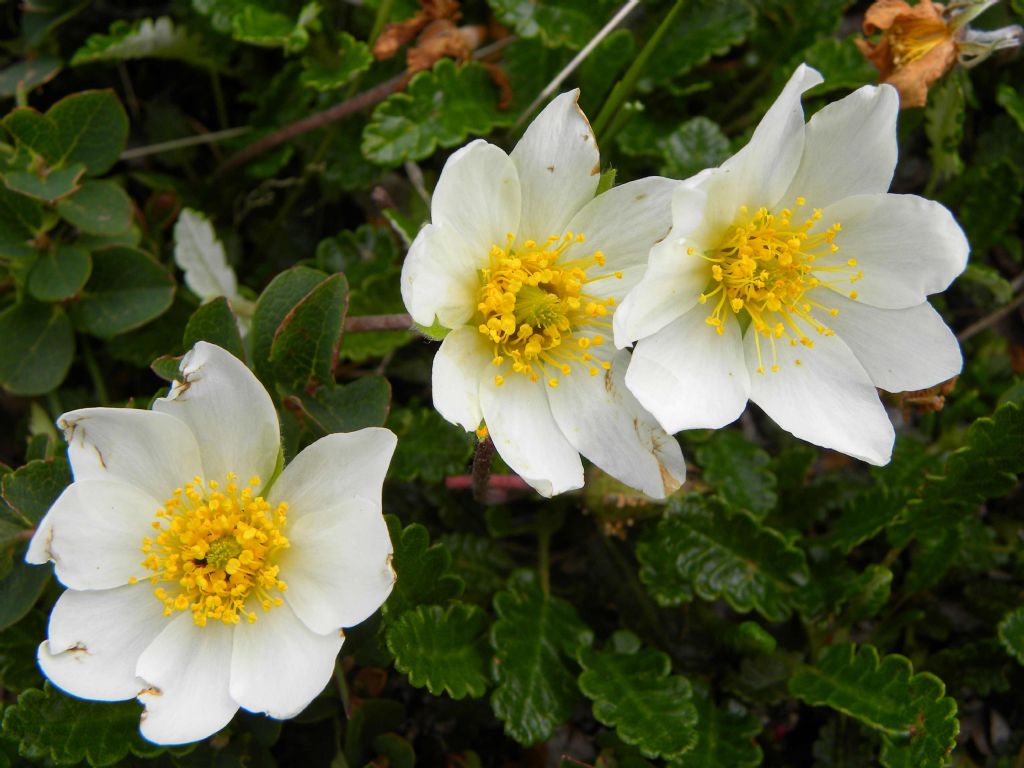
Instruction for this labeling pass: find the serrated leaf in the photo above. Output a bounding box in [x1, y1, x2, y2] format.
[637, 495, 808, 622]
[71, 17, 217, 68]
[182, 297, 245, 361]
[0, 301, 74, 395]
[997, 83, 1024, 133]
[1, 682, 164, 766]
[490, 571, 593, 745]
[925, 70, 966, 183]
[386, 602, 490, 699]
[362, 60, 510, 167]
[71, 247, 175, 337]
[790, 643, 958, 768]
[657, 117, 732, 180]
[56, 180, 133, 236]
[489, 0, 619, 48]
[288, 376, 391, 434]
[300, 32, 373, 91]
[4, 163, 83, 203]
[957, 161, 1022, 254]
[801, 35, 878, 96]
[232, 1, 320, 53]
[441, 533, 517, 602]
[27, 244, 91, 302]
[382, 516, 464, 619]
[998, 605, 1024, 665]
[823, 486, 905, 553]
[1, 456, 70, 527]
[173, 208, 237, 301]
[668, 681, 762, 768]
[269, 272, 348, 388]
[0, 553, 50, 632]
[644, 0, 755, 84]
[696, 430, 777, 519]
[0, 56, 62, 99]
[578, 631, 697, 759]
[250, 265, 327, 382]
[386, 407, 474, 483]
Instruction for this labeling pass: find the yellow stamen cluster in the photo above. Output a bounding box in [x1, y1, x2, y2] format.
[700, 197, 862, 374]
[889, 15, 952, 68]
[477, 232, 618, 387]
[138, 473, 289, 626]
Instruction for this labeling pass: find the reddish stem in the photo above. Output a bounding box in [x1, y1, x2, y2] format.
[343, 313, 413, 333]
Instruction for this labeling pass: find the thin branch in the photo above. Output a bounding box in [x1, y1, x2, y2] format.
[958, 280, 1024, 342]
[120, 126, 253, 160]
[513, 0, 642, 130]
[343, 313, 413, 333]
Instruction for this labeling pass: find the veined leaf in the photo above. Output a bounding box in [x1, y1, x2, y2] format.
[382, 516, 463, 620]
[998, 605, 1024, 665]
[71, 17, 217, 68]
[386, 602, 490, 699]
[490, 570, 593, 745]
[578, 631, 697, 759]
[790, 644, 958, 768]
[696, 430, 777, 519]
[668, 681, 762, 768]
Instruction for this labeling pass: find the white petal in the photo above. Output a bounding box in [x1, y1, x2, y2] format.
[478, 373, 584, 497]
[267, 429, 396, 520]
[746, 330, 894, 465]
[27, 480, 157, 590]
[625, 305, 750, 433]
[718, 65, 823, 211]
[153, 342, 280, 487]
[432, 326, 491, 432]
[279, 497, 395, 634]
[511, 90, 600, 239]
[827, 295, 962, 392]
[230, 601, 343, 719]
[817, 193, 969, 309]
[401, 224, 480, 328]
[612, 232, 708, 348]
[548, 349, 685, 499]
[39, 584, 168, 701]
[431, 140, 521, 263]
[783, 84, 899, 208]
[136, 613, 237, 745]
[58, 407, 202, 503]
[565, 177, 677, 272]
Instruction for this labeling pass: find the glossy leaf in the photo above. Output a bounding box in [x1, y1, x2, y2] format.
[0, 301, 74, 395]
[668, 681, 762, 768]
[288, 376, 392, 434]
[250, 265, 327, 382]
[269, 272, 348, 388]
[382, 516, 464, 619]
[696, 430, 777, 519]
[182, 297, 245, 361]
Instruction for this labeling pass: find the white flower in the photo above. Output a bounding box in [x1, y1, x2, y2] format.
[400, 91, 686, 498]
[614, 65, 968, 465]
[26, 342, 396, 745]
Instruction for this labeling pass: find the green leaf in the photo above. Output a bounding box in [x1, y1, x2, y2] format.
[386, 602, 491, 699]
[643, 0, 755, 84]
[0, 554, 50, 632]
[0, 56, 62, 99]
[841, 564, 893, 623]
[0, 184, 46, 258]
[3, 109, 61, 166]
[287, 376, 391, 434]
[382, 516, 464, 619]
[182, 297, 245, 361]
[578, 631, 697, 759]
[46, 90, 129, 175]
[4, 163, 84, 203]
[0, 609, 46, 691]
[362, 60, 511, 168]
[250, 265, 327, 382]
[1, 456, 71, 527]
[997, 83, 1024, 133]
[790, 643, 958, 768]
[696, 430, 777, 519]
[997, 605, 1024, 665]
[925, 69, 966, 184]
[1, 683, 165, 766]
[487, 0, 618, 49]
[637, 495, 809, 622]
[956, 161, 1022, 254]
[668, 681, 762, 768]
[386, 407, 474, 483]
[269, 272, 348, 388]
[56, 180, 133, 236]
[27, 244, 91, 302]
[71, 246, 175, 337]
[441, 532, 517, 603]
[801, 35, 878, 97]
[490, 571, 593, 745]
[300, 32, 373, 91]
[822, 486, 905, 553]
[232, 1, 320, 53]
[71, 17, 217, 68]
[0, 301, 74, 395]
[657, 117, 732, 180]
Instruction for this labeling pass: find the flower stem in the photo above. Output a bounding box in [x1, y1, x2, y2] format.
[591, 0, 687, 141]
[343, 313, 413, 333]
[81, 338, 109, 406]
[471, 437, 496, 503]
